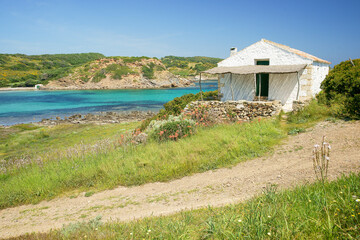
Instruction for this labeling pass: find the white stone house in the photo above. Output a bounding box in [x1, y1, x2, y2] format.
[203, 39, 331, 111]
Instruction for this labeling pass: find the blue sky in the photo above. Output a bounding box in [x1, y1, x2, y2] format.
[0, 0, 359, 66]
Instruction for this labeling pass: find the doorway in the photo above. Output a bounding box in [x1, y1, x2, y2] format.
[255, 60, 269, 100]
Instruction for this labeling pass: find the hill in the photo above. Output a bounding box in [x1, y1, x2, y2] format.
[0, 53, 104, 88]
[44, 57, 193, 89]
[161, 55, 222, 77]
[0, 54, 222, 89]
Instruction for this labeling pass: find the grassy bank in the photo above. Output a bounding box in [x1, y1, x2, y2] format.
[13, 173, 360, 239]
[0, 122, 139, 160]
[0, 119, 285, 209]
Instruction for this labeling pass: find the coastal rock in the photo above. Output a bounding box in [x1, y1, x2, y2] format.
[37, 111, 156, 126]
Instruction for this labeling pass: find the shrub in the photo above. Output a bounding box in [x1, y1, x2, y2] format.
[140, 90, 218, 131]
[185, 104, 218, 127]
[320, 58, 360, 119]
[106, 64, 133, 80]
[149, 117, 196, 142]
[142, 63, 155, 79]
[92, 69, 106, 83]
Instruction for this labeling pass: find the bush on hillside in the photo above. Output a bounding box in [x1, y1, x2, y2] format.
[106, 64, 133, 80]
[320, 59, 360, 119]
[142, 63, 155, 79]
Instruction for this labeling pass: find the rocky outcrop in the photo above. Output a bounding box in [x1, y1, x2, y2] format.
[44, 58, 194, 90]
[184, 100, 282, 121]
[37, 111, 156, 126]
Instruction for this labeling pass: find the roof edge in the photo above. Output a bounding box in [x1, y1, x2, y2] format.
[262, 39, 331, 65]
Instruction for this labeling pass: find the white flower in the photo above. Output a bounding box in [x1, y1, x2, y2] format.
[267, 232, 271, 236]
[238, 219, 242, 222]
[130, 233, 133, 235]
[147, 229, 151, 232]
[314, 144, 320, 148]
[356, 199, 360, 202]
[268, 215, 271, 218]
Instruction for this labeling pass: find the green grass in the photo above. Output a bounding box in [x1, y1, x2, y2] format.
[284, 99, 333, 135]
[14, 173, 360, 239]
[0, 119, 285, 209]
[0, 122, 139, 160]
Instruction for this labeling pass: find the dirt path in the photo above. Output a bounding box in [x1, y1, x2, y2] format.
[1, 121, 359, 239]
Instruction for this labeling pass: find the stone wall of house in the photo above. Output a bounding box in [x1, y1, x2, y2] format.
[184, 100, 282, 122]
[299, 65, 313, 101]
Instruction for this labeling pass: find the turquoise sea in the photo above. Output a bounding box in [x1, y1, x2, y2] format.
[0, 80, 217, 126]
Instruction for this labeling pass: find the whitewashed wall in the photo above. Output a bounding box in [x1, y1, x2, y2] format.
[217, 39, 330, 111]
[220, 73, 254, 101]
[311, 62, 329, 96]
[269, 73, 299, 111]
[218, 41, 312, 67]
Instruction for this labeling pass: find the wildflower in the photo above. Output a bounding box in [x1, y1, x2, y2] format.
[267, 232, 271, 236]
[238, 219, 242, 222]
[267, 215, 271, 218]
[148, 230, 151, 232]
[130, 233, 133, 235]
[308, 200, 312, 202]
[356, 199, 360, 202]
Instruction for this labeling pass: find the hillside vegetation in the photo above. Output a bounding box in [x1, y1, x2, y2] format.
[161, 55, 222, 77]
[0, 53, 104, 88]
[320, 58, 360, 119]
[0, 54, 222, 88]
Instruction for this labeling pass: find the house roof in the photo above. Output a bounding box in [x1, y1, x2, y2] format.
[262, 39, 331, 64]
[203, 64, 307, 75]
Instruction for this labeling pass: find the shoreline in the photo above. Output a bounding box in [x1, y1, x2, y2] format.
[1, 111, 157, 127]
[0, 79, 217, 92]
[0, 87, 37, 91]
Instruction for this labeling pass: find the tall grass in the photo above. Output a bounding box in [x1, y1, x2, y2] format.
[0, 120, 285, 209]
[15, 173, 360, 239]
[285, 100, 333, 135]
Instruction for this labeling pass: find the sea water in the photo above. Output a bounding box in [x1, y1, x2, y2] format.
[0, 80, 217, 126]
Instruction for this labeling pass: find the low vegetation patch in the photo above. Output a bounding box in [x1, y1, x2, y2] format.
[0, 97, 335, 210]
[0, 119, 284, 209]
[16, 173, 360, 239]
[284, 99, 333, 134]
[140, 90, 218, 130]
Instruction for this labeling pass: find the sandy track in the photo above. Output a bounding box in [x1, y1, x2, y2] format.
[0, 121, 359, 239]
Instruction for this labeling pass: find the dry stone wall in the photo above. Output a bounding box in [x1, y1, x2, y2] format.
[184, 100, 282, 122]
